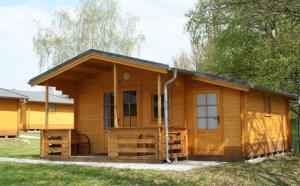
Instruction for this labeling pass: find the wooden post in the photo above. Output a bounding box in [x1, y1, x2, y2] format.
[114, 64, 118, 128]
[157, 74, 162, 161]
[157, 74, 162, 127]
[45, 83, 49, 130]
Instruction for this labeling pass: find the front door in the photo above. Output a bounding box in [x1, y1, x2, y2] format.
[122, 90, 137, 127]
[194, 89, 223, 155]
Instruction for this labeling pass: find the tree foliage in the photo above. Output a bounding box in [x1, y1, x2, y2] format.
[184, 0, 300, 93]
[33, 0, 144, 71]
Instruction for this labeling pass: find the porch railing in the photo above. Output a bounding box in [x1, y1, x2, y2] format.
[107, 127, 188, 161]
[108, 128, 160, 160]
[41, 129, 71, 158]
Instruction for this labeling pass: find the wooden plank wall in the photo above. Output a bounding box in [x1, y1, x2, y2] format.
[222, 88, 242, 160]
[246, 90, 288, 157]
[0, 98, 20, 136]
[24, 102, 74, 130]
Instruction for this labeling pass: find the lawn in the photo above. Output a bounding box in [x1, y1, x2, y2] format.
[0, 135, 299, 185]
[0, 138, 40, 159]
[0, 156, 299, 186]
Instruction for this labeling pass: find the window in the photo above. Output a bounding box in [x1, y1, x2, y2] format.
[196, 93, 218, 129]
[264, 94, 271, 115]
[49, 104, 56, 112]
[152, 94, 169, 120]
[104, 92, 114, 129]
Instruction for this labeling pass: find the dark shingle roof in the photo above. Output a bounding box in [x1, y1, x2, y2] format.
[0, 88, 27, 99]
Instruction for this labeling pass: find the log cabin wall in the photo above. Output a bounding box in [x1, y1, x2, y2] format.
[245, 90, 289, 157]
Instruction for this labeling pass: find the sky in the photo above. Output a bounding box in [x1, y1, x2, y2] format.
[0, 0, 196, 91]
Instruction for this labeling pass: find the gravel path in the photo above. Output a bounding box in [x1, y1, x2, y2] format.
[0, 157, 223, 171]
[18, 135, 40, 139]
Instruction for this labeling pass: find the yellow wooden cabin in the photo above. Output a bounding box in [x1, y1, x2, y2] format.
[0, 88, 26, 137]
[10, 90, 74, 130]
[29, 49, 296, 162]
[0, 88, 73, 136]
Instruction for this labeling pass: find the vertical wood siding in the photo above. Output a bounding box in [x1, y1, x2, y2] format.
[0, 98, 19, 136]
[246, 90, 288, 157]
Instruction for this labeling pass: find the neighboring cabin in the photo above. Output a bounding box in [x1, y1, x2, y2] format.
[0, 88, 74, 137]
[29, 49, 295, 161]
[0, 88, 26, 136]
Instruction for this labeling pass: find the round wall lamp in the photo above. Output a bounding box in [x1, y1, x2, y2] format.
[123, 72, 131, 80]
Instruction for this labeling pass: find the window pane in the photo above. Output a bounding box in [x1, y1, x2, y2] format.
[197, 106, 206, 117]
[207, 106, 217, 117]
[130, 103, 137, 116]
[130, 91, 137, 104]
[104, 93, 110, 104]
[109, 93, 114, 105]
[110, 106, 114, 117]
[207, 93, 217, 105]
[197, 118, 206, 129]
[123, 104, 129, 116]
[153, 94, 166, 119]
[110, 118, 114, 128]
[123, 91, 130, 103]
[197, 94, 206, 105]
[208, 118, 218, 129]
[104, 106, 109, 118]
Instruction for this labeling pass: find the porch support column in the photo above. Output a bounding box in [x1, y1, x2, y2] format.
[157, 74, 162, 127]
[45, 83, 49, 130]
[114, 64, 119, 128]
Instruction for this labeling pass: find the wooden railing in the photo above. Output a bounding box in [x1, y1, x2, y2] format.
[41, 129, 71, 158]
[108, 128, 160, 160]
[108, 127, 188, 161]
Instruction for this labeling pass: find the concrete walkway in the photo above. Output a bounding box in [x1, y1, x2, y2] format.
[19, 135, 40, 139]
[0, 157, 223, 171]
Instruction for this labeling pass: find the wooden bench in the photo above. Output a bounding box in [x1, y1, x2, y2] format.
[71, 130, 91, 155]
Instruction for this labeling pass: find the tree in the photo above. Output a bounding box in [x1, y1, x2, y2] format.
[33, 0, 145, 71]
[185, 0, 300, 93]
[172, 47, 206, 71]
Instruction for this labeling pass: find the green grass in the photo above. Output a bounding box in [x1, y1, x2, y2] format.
[0, 135, 299, 185]
[0, 156, 299, 186]
[0, 138, 40, 159]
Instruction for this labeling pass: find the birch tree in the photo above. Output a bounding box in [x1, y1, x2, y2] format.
[33, 0, 145, 71]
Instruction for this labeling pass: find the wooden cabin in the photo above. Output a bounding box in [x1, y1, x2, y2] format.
[0, 88, 26, 137]
[0, 88, 73, 136]
[29, 49, 296, 162]
[9, 90, 74, 130]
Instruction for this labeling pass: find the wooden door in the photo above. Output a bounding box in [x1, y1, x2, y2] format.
[194, 89, 223, 156]
[122, 90, 137, 127]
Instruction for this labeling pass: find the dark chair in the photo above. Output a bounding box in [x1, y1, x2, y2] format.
[71, 130, 91, 155]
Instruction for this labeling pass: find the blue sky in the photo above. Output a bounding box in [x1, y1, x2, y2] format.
[0, 0, 196, 90]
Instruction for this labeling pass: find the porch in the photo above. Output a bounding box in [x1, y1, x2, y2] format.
[40, 127, 188, 162]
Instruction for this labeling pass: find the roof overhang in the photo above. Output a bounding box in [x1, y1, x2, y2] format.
[29, 50, 168, 86]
